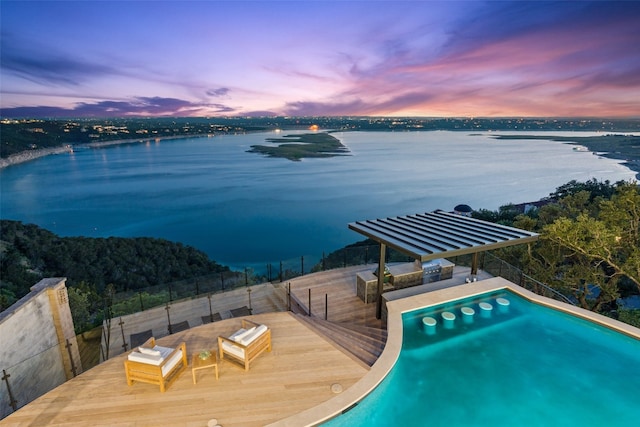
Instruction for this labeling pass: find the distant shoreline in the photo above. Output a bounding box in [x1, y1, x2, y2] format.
[0, 134, 208, 169]
[492, 134, 640, 180]
[2, 132, 639, 181]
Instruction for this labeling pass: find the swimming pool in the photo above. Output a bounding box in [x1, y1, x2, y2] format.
[320, 287, 640, 426]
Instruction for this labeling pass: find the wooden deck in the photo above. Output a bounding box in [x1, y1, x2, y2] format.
[1, 312, 368, 427]
[2, 264, 480, 426]
[285, 264, 382, 328]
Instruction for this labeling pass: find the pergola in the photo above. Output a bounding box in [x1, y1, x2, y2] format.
[348, 209, 540, 318]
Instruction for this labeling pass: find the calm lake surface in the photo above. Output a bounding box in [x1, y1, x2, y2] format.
[0, 131, 635, 272]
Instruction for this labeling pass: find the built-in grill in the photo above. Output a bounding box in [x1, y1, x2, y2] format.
[422, 259, 443, 283]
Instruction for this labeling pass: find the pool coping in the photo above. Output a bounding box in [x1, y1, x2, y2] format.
[269, 277, 640, 427]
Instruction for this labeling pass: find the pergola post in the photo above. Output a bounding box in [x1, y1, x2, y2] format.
[376, 243, 386, 319]
[471, 252, 479, 278]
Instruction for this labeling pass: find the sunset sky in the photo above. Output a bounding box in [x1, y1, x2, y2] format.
[1, 0, 639, 118]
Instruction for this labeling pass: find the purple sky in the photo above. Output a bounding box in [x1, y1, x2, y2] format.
[1, 1, 639, 118]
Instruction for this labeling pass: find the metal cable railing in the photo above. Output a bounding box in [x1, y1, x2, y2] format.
[452, 252, 575, 306]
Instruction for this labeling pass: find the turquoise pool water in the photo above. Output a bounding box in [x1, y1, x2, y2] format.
[322, 291, 640, 426]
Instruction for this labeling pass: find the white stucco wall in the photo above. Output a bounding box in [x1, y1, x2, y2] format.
[0, 278, 75, 419]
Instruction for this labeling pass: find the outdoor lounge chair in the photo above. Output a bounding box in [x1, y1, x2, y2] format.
[124, 337, 187, 392]
[201, 313, 222, 324]
[230, 306, 251, 317]
[168, 320, 190, 334]
[130, 329, 153, 348]
[218, 319, 271, 371]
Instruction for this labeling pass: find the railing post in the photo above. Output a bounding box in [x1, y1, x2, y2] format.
[221, 272, 225, 291]
[166, 303, 172, 334]
[376, 243, 387, 320]
[287, 282, 291, 312]
[102, 322, 110, 361]
[308, 288, 312, 317]
[65, 339, 78, 377]
[119, 317, 128, 352]
[207, 293, 213, 321]
[325, 293, 328, 320]
[2, 369, 18, 412]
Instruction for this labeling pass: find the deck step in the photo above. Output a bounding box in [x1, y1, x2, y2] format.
[328, 321, 388, 341]
[266, 283, 289, 311]
[295, 314, 387, 367]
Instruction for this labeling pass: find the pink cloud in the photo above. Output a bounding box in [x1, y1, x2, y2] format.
[2, 1, 638, 118]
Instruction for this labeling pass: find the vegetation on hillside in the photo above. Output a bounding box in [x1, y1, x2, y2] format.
[0, 117, 267, 158]
[476, 179, 640, 326]
[0, 220, 230, 312]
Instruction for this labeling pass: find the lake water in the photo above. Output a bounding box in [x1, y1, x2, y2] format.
[0, 131, 635, 272]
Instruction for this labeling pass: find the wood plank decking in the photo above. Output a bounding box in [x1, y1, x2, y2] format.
[2, 264, 479, 426]
[1, 312, 368, 427]
[286, 265, 383, 328]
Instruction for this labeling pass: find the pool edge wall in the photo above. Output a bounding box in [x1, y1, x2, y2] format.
[267, 277, 640, 427]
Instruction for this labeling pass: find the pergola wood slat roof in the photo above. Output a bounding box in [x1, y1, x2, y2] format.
[348, 209, 539, 261]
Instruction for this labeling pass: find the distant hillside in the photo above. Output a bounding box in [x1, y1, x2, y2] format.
[0, 220, 231, 310]
[3, 116, 640, 160]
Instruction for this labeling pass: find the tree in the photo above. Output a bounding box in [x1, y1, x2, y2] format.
[67, 286, 91, 335]
[0, 220, 232, 304]
[493, 180, 639, 315]
[548, 178, 617, 201]
[544, 182, 640, 295]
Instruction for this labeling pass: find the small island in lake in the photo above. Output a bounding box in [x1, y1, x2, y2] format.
[247, 132, 350, 161]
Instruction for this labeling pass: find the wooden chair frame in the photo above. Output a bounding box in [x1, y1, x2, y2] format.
[124, 337, 187, 392]
[218, 319, 272, 371]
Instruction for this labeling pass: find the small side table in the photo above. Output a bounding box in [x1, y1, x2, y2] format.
[192, 350, 218, 384]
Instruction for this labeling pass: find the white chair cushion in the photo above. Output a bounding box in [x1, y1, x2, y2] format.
[238, 324, 268, 346]
[126, 344, 183, 374]
[161, 348, 184, 377]
[138, 346, 161, 357]
[231, 327, 255, 343]
[221, 341, 245, 359]
[128, 351, 163, 365]
[228, 328, 246, 340]
[154, 345, 175, 359]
